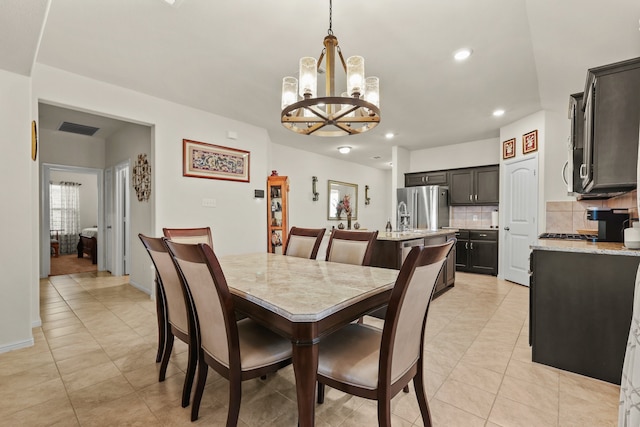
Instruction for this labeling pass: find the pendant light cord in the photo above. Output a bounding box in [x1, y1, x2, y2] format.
[328, 0, 333, 35]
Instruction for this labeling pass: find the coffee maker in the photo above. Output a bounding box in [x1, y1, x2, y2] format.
[586, 207, 629, 242]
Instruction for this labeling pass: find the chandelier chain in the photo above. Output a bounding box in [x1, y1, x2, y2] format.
[328, 0, 333, 35]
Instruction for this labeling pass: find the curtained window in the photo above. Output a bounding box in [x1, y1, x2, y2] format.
[50, 182, 81, 255]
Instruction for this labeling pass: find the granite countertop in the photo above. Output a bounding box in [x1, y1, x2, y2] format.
[531, 239, 640, 256]
[443, 226, 500, 232]
[377, 229, 456, 241]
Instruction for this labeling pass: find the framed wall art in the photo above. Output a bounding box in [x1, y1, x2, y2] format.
[183, 139, 250, 182]
[502, 138, 515, 159]
[523, 130, 538, 154]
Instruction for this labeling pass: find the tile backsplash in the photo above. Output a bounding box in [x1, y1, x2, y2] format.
[545, 190, 638, 233]
[449, 205, 498, 229]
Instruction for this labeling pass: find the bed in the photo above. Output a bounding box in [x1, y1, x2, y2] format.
[77, 227, 98, 264]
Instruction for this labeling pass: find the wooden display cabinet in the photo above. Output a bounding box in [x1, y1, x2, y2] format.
[267, 175, 289, 254]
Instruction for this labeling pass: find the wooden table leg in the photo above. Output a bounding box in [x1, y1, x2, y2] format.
[292, 342, 318, 427]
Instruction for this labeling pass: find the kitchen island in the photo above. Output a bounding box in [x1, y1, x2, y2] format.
[371, 229, 457, 295]
[530, 239, 640, 384]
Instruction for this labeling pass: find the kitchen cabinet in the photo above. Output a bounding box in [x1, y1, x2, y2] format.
[455, 229, 498, 275]
[530, 249, 640, 384]
[405, 170, 448, 187]
[449, 165, 499, 205]
[567, 92, 585, 195]
[266, 175, 289, 254]
[581, 57, 640, 194]
[370, 231, 456, 295]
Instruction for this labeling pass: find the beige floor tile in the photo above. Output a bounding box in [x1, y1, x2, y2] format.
[488, 395, 558, 427]
[434, 378, 496, 419]
[0, 272, 622, 426]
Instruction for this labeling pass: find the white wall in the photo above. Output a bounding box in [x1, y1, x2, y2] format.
[33, 64, 271, 296]
[50, 170, 98, 230]
[0, 69, 35, 352]
[106, 123, 152, 292]
[271, 143, 391, 233]
[409, 138, 500, 172]
[39, 128, 106, 169]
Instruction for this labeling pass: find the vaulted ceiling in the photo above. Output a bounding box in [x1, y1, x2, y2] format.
[2, 0, 639, 168]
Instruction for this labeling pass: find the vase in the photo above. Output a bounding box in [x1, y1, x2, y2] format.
[347, 213, 352, 230]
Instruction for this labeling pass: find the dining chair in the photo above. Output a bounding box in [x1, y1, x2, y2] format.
[162, 226, 213, 246]
[283, 226, 326, 259]
[164, 239, 293, 424]
[316, 240, 455, 427]
[138, 234, 197, 409]
[325, 229, 378, 266]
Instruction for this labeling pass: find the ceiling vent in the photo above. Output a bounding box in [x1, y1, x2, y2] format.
[58, 121, 100, 136]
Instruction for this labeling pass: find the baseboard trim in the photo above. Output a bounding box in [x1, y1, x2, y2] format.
[32, 318, 42, 328]
[128, 280, 152, 297]
[0, 337, 34, 354]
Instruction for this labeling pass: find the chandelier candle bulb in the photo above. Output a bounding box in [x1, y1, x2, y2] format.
[347, 56, 365, 96]
[364, 76, 380, 109]
[299, 57, 317, 98]
[281, 77, 298, 110]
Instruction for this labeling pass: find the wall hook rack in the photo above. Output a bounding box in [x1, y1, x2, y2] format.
[312, 176, 319, 201]
[365, 185, 371, 205]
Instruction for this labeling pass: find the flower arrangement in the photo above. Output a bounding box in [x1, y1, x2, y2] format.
[336, 194, 352, 219]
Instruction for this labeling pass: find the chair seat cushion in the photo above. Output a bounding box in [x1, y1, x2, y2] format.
[237, 318, 292, 371]
[318, 323, 382, 390]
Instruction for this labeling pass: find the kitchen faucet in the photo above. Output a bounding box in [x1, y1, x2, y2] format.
[397, 201, 411, 231]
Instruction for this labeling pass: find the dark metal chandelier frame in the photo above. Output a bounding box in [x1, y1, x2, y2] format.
[280, 0, 380, 137]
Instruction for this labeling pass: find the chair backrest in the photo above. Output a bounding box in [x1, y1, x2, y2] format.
[379, 240, 454, 386]
[163, 227, 213, 247]
[138, 234, 189, 335]
[284, 227, 326, 259]
[164, 239, 238, 370]
[325, 229, 379, 266]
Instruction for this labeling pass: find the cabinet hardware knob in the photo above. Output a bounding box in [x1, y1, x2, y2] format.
[479, 233, 487, 237]
[579, 164, 588, 179]
[465, 242, 468, 249]
[469, 194, 472, 201]
[470, 242, 474, 249]
[475, 194, 478, 201]
[504, 227, 510, 231]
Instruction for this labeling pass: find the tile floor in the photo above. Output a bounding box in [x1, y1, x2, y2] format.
[0, 271, 620, 426]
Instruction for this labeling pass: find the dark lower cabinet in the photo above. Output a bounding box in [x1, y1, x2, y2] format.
[530, 249, 640, 384]
[455, 229, 498, 275]
[371, 233, 456, 296]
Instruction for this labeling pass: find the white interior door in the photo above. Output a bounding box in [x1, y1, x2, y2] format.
[502, 156, 538, 286]
[104, 167, 113, 273]
[114, 161, 130, 276]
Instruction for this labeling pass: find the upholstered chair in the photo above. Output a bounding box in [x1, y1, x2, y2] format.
[138, 234, 197, 408]
[283, 226, 326, 259]
[164, 240, 292, 424]
[162, 227, 213, 246]
[316, 241, 455, 427]
[325, 229, 378, 266]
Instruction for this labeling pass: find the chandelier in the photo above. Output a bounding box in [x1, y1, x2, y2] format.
[280, 0, 380, 137]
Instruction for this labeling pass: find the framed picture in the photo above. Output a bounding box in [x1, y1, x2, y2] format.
[328, 180, 358, 220]
[183, 139, 250, 182]
[502, 138, 515, 159]
[523, 130, 538, 154]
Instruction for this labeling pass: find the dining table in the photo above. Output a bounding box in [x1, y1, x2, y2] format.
[217, 252, 400, 427]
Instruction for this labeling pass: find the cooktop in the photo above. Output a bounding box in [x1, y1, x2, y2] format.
[538, 233, 597, 241]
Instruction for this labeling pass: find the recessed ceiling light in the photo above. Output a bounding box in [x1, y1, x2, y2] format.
[163, 0, 185, 7]
[338, 146, 351, 154]
[385, 132, 395, 139]
[493, 109, 505, 117]
[454, 48, 473, 61]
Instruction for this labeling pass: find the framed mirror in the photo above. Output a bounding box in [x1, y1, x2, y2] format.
[328, 180, 358, 220]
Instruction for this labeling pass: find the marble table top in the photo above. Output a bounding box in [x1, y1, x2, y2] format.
[218, 253, 399, 322]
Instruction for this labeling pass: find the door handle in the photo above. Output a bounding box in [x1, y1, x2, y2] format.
[504, 227, 510, 231]
[579, 164, 587, 179]
[107, 226, 112, 229]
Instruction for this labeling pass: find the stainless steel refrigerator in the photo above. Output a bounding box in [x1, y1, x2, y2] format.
[396, 186, 450, 231]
